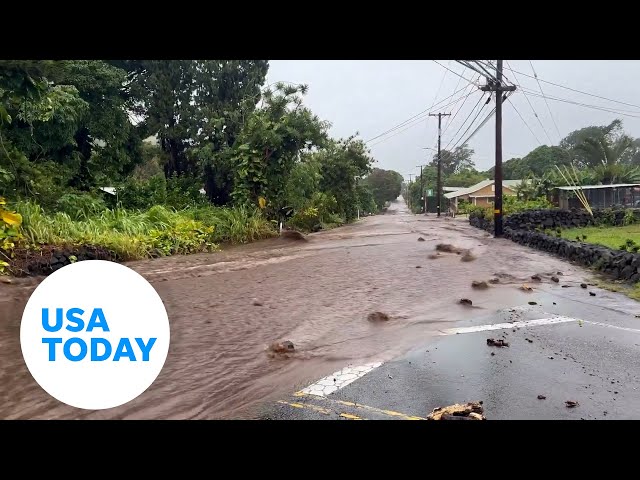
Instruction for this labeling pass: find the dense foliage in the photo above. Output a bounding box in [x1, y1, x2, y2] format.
[0, 60, 402, 270]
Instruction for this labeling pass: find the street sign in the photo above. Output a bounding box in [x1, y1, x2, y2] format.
[427, 189, 434, 197]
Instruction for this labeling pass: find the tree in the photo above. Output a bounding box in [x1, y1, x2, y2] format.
[445, 168, 485, 187]
[430, 143, 474, 176]
[231, 84, 328, 213]
[361, 168, 403, 208]
[191, 60, 269, 205]
[318, 136, 373, 221]
[486, 146, 571, 179]
[563, 119, 639, 183]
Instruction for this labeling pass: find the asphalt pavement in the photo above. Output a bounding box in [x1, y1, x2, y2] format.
[264, 283, 640, 420]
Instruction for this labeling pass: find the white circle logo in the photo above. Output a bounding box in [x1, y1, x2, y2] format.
[20, 260, 170, 410]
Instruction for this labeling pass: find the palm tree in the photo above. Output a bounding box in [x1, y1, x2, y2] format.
[574, 131, 635, 184]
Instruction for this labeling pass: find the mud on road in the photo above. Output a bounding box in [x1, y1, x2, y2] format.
[0, 198, 594, 419]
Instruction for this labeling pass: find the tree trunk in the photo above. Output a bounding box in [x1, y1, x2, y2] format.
[69, 127, 93, 190]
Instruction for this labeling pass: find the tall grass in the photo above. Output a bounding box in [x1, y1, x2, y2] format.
[14, 201, 277, 260]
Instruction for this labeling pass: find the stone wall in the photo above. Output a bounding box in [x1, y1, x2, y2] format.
[10, 245, 116, 277]
[469, 208, 640, 283]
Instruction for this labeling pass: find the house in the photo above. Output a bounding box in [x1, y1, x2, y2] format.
[444, 179, 522, 212]
[554, 184, 640, 210]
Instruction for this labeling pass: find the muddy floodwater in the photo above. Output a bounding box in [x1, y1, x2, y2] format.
[0, 198, 592, 419]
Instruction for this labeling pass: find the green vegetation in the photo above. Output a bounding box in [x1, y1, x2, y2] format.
[467, 196, 553, 220]
[404, 118, 640, 213]
[560, 225, 640, 251]
[0, 61, 404, 271]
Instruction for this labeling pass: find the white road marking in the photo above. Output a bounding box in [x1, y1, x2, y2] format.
[440, 316, 578, 335]
[583, 320, 640, 334]
[296, 362, 382, 397]
[295, 313, 640, 399]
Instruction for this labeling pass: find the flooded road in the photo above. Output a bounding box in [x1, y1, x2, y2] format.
[0, 197, 596, 419]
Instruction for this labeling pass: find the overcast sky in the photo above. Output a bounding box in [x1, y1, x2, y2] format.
[266, 61, 640, 181]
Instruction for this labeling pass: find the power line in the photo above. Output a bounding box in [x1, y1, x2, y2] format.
[442, 73, 481, 137]
[439, 66, 468, 133]
[519, 87, 640, 119]
[433, 60, 480, 88]
[443, 92, 490, 152]
[506, 95, 542, 145]
[503, 63, 640, 112]
[367, 89, 476, 147]
[455, 60, 494, 81]
[506, 60, 553, 144]
[364, 84, 471, 144]
[529, 60, 562, 141]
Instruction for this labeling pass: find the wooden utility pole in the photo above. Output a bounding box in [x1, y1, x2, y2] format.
[480, 60, 516, 237]
[429, 112, 451, 217]
[416, 164, 428, 213]
[406, 173, 414, 210]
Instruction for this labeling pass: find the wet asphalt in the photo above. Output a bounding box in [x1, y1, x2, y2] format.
[265, 281, 640, 420]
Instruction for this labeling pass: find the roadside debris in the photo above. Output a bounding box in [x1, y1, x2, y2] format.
[537, 395, 546, 400]
[557, 271, 564, 276]
[525, 338, 533, 343]
[580, 283, 588, 289]
[531, 274, 541, 281]
[0, 277, 13, 284]
[367, 311, 390, 322]
[427, 401, 485, 420]
[418, 237, 426, 242]
[562, 285, 570, 288]
[269, 341, 295, 354]
[551, 276, 559, 283]
[459, 298, 473, 306]
[589, 292, 596, 296]
[436, 243, 461, 253]
[281, 230, 307, 241]
[490, 352, 495, 356]
[520, 284, 533, 291]
[487, 338, 509, 347]
[548, 356, 554, 359]
[461, 250, 476, 262]
[489, 277, 500, 284]
[428, 254, 440, 259]
[528, 301, 537, 305]
[252, 299, 264, 306]
[472, 280, 489, 289]
[415, 265, 422, 269]
[565, 400, 579, 408]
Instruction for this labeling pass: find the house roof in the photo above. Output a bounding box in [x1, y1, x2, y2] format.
[556, 184, 640, 191]
[99, 187, 116, 196]
[443, 186, 463, 192]
[444, 179, 523, 199]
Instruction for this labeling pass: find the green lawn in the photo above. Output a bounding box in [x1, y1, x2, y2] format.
[560, 224, 640, 251]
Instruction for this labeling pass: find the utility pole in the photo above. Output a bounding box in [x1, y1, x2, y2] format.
[480, 60, 516, 237]
[417, 164, 428, 214]
[406, 174, 414, 211]
[429, 112, 451, 217]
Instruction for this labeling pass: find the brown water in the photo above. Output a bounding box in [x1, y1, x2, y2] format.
[0, 198, 591, 419]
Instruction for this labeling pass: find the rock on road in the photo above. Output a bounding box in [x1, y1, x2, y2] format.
[1, 197, 639, 419]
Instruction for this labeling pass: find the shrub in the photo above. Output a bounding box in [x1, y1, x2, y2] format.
[0, 197, 23, 274]
[55, 193, 107, 221]
[116, 175, 167, 210]
[624, 209, 636, 226]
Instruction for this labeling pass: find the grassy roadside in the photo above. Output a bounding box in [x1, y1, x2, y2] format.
[560, 225, 640, 251]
